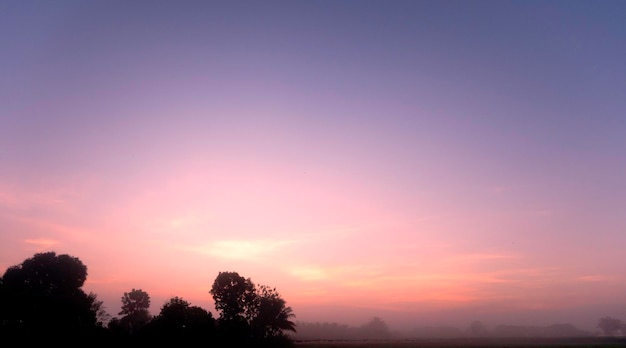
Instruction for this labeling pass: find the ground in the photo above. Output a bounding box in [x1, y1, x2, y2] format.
[294, 337, 626, 348]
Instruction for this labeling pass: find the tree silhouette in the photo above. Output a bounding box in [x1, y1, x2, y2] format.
[292, 321, 356, 340]
[148, 296, 216, 343]
[210, 271, 256, 323]
[360, 316, 391, 340]
[156, 297, 191, 328]
[0, 251, 100, 343]
[468, 320, 488, 337]
[597, 316, 623, 336]
[209, 271, 296, 346]
[120, 288, 151, 316]
[251, 284, 296, 339]
[115, 288, 152, 336]
[89, 292, 112, 327]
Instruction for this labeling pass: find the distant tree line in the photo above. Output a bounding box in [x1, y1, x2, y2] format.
[294, 316, 391, 341]
[294, 319, 604, 341]
[0, 251, 296, 347]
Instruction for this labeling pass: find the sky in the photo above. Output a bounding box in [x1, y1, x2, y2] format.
[1, 0, 625, 332]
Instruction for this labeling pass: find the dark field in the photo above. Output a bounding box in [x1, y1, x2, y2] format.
[295, 337, 626, 348]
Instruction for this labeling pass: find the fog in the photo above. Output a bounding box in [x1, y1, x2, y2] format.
[89, 284, 625, 339]
[91, 288, 625, 337]
[289, 302, 626, 337]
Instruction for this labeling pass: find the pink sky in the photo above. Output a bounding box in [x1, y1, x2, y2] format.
[1, 1, 625, 332]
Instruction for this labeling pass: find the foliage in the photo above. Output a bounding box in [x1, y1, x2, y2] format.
[152, 296, 215, 332]
[210, 271, 296, 346]
[293, 321, 358, 340]
[598, 316, 624, 336]
[0, 252, 96, 329]
[210, 271, 257, 322]
[112, 288, 152, 336]
[0, 251, 105, 345]
[144, 296, 216, 344]
[1, 252, 295, 346]
[89, 292, 112, 327]
[251, 284, 297, 338]
[119, 288, 151, 316]
[360, 316, 391, 339]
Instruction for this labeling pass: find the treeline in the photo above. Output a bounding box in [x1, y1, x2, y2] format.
[410, 322, 593, 339]
[294, 320, 595, 341]
[0, 251, 296, 347]
[489, 324, 592, 338]
[294, 317, 391, 341]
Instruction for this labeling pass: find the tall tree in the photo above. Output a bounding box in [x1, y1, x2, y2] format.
[209, 271, 297, 346]
[117, 288, 152, 335]
[120, 288, 151, 316]
[210, 271, 256, 322]
[251, 285, 296, 339]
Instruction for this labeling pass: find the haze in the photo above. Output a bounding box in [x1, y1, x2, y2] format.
[1, 0, 625, 334]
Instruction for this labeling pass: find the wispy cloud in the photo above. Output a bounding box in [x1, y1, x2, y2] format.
[447, 252, 521, 263]
[0, 183, 80, 211]
[24, 238, 60, 249]
[575, 275, 615, 282]
[289, 265, 330, 281]
[293, 224, 373, 242]
[190, 239, 293, 261]
[285, 258, 572, 309]
[288, 264, 385, 284]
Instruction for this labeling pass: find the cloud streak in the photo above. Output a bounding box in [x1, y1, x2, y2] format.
[190, 239, 294, 261]
[24, 238, 60, 249]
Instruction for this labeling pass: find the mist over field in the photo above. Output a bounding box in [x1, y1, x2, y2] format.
[295, 300, 626, 332]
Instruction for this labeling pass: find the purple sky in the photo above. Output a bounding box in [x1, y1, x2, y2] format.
[1, 0, 625, 331]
